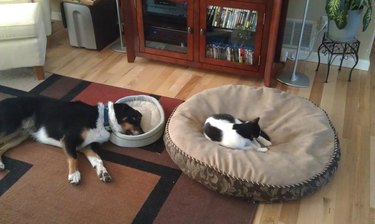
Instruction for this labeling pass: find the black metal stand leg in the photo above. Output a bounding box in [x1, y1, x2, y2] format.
[316, 44, 323, 71]
[348, 55, 359, 82]
[325, 53, 333, 83]
[338, 44, 347, 71]
[347, 41, 360, 82]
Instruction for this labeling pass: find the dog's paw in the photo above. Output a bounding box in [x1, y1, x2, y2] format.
[97, 168, 112, 183]
[0, 161, 5, 171]
[99, 171, 112, 183]
[256, 147, 268, 153]
[68, 171, 81, 185]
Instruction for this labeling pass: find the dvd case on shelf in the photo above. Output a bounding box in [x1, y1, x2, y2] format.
[206, 42, 254, 65]
[207, 6, 258, 31]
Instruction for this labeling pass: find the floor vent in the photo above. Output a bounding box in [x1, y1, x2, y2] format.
[282, 19, 316, 51]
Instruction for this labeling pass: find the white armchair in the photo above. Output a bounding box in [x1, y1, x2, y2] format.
[0, 0, 52, 80]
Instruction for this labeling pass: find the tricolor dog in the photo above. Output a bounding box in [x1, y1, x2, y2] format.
[0, 96, 143, 184]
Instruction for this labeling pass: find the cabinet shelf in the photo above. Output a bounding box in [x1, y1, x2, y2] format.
[145, 40, 188, 53]
[207, 26, 255, 33]
[144, 25, 187, 46]
[143, 14, 187, 28]
[206, 28, 256, 45]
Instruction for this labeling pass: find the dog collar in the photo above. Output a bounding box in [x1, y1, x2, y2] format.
[107, 102, 123, 133]
[104, 105, 110, 129]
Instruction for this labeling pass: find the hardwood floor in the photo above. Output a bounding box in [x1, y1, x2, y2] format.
[45, 22, 374, 224]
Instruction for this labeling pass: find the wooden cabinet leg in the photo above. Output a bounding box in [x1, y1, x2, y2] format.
[33, 66, 45, 80]
[122, 0, 136, 63]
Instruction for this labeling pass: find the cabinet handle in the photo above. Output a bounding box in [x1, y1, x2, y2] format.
[200, 28, 205, 36]
[187, 27, 192, 34]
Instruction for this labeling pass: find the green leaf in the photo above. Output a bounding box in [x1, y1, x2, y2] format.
[326, 0, 347, 20]
[326, 0, 374, 31]
[362, 7, 372, 31]
[335, 10, 348, 29]
[326, 0, 342, 19]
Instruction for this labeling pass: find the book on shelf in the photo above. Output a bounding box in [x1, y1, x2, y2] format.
[207, 6, 258, 31]
[206, 42, 254, 65]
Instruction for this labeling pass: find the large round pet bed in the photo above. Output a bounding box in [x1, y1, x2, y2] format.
[164, 85, 340, 202]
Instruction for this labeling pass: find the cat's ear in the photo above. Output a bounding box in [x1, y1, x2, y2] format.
[253, 117, 260, 124]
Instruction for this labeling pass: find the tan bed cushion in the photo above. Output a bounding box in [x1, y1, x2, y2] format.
[126, 100, 162, 133]
[164, 85, 340, 202]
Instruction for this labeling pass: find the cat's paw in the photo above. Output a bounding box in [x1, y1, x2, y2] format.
[256, 147, 268, 153]
[263, 141, 272, 147]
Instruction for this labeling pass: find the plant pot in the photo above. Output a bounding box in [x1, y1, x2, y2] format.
[327, 10, 362, 42]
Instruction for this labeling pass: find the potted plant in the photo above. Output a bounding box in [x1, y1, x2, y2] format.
[325, 0, 373, 41]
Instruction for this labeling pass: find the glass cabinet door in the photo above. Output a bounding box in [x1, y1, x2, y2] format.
[137, 0, 193, 60]
[200, 1, 264, 69]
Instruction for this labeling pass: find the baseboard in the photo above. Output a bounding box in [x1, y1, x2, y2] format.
[51, 11, 62, 21]
[306, 52, 370, 71]
[280, 47, 370, 71]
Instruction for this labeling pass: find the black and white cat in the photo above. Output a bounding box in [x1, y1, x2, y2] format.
[203, 114, 272, 152]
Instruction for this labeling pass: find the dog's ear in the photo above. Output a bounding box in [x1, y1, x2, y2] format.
[113, 103, 142, 124]
[113, 103, 129, 114]
[113, 103, 132, 119]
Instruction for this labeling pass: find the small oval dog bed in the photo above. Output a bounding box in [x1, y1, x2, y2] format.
[110, 95, 165, 147]
[164, 85, 340, 202]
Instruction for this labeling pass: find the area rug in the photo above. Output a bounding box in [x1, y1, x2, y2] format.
[0, 74, 258, 224]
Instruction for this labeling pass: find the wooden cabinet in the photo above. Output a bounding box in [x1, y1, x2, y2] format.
[122, 0, 283, 87]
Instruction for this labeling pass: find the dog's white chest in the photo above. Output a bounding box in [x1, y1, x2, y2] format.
[82, 127, 110, 146]
[81, 105, 111, 146]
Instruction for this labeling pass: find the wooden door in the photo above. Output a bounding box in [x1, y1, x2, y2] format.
[136, 0, 194, 61]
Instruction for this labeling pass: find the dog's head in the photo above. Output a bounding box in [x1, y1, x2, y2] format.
[108, 102, 144, 135]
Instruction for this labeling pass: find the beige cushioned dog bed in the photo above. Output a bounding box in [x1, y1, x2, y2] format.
[164, 85, 340, 202]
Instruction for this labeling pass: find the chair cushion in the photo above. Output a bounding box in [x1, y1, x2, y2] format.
[0, 3, 40, 40]
[164, 85, 340, 202]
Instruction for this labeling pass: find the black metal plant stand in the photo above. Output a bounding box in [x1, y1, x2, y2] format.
[316, 33, 360, 82]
